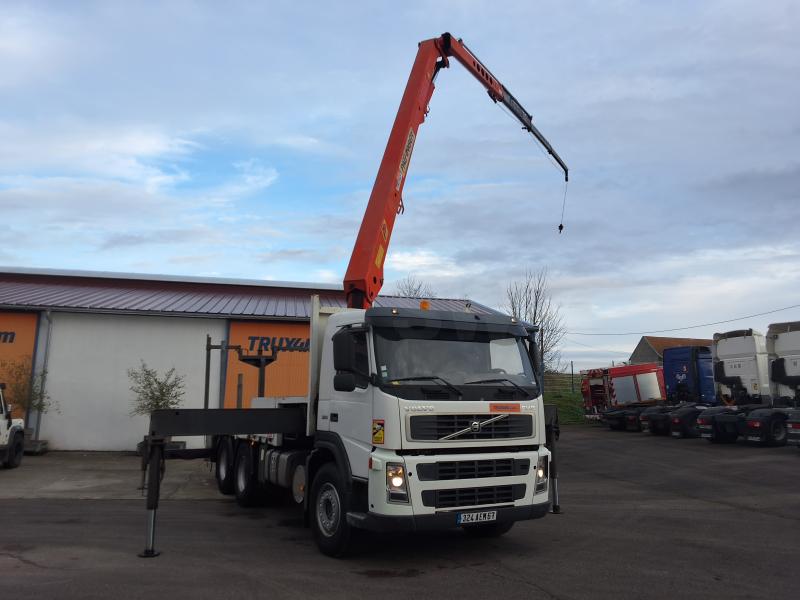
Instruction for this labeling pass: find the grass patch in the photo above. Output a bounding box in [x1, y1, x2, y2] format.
[543, 390, 585, 425]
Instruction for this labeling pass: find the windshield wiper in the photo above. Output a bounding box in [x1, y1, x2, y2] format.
[388, 376, 461, 398]
[464, 377, 533, 398]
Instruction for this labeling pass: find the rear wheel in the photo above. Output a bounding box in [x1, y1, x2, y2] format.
[3, 433, 23, 469]
[463, 521, 514, 538]
[766, 418, 787, 447]
[215, 438, 235, 495]
[234, 442, 261, 507]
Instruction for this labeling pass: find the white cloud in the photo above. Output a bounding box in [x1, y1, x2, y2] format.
[386, 250, 471, 280]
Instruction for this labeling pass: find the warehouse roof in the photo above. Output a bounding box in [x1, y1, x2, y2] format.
[0, 267, 497, 320]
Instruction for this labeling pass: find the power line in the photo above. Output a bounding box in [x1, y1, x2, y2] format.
[564, 337, 630, 355]
[567, 302, 800, 336]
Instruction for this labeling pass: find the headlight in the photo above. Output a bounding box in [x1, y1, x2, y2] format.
[386, 463, 408, 503]
[535, 456, 548, 494]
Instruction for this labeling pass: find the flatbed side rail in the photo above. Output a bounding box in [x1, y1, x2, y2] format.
[139, 407, 307, 558]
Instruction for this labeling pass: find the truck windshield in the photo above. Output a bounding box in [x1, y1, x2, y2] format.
[373, 327, 536, 387]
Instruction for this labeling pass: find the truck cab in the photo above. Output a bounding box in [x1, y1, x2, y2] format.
[697, 329, 776, 444]
[641, 346, 715, 437]
[1, 383, 25, 469]
[307, 306, 551, 554]
[742, 322, 800, 446]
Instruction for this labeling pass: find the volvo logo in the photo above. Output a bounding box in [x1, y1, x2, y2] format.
[470, 421, 481, 432]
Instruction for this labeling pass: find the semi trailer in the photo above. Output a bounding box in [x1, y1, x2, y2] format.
[0, 383, 25, 469]
[696, 329, 785, 445]
[639, 346, 715, 437]
[138, 32, 568, 558]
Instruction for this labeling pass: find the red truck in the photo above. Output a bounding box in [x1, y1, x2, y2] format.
[581, 364, 666, 430]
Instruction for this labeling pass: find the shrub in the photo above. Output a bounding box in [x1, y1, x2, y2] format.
[128, 361, 185, 417]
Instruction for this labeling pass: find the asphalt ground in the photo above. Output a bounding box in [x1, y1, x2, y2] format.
[1, 426, 798, 600]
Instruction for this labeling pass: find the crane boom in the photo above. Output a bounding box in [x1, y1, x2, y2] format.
[343, 32, 568, 309]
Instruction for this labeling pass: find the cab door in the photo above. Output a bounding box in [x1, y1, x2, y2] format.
[328, 328, 373, 479]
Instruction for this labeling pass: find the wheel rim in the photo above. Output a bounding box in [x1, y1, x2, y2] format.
[771, 420, 786, 442]
[218, 446, 228, 480]
[316, 482, 340, 538]
[236, 454, 247, 493]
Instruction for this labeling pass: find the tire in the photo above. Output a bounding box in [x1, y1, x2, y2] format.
[215, 438, 235, 495]
[3, 433, 24, 469]
[463, 521, 514, 538]
[234, 442, 261, 507]
[766, 418, 787, 447]
[310, 463, 353, 557]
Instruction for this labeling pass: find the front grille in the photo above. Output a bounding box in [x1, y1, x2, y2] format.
[421, 484, 526, 508]
[409, 414, 533, 441]
[416, 458, 529, 481]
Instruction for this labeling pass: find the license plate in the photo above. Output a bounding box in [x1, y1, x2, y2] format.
[641, 425, 650, 432]
[701, 433, 712, 439]
[671, 431, 681, 438]
[457, 511, 497, 524]
[746, 435, 762, 442]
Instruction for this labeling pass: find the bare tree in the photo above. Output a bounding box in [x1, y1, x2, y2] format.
[393, 274, 437, 298]
[505, 268, 566, 373]
[0, 355, 55, 415]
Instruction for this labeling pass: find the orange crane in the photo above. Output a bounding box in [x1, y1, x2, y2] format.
[343, 32, 569, 309]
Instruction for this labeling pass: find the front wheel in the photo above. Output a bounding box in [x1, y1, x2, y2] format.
[3, 434, 23, 469]
[310, 463, 352, 557]
[462, 521, 514, 538]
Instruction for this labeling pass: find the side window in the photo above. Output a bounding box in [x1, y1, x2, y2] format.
[333, 329, 370, 390]
[352, 331, 369, 389]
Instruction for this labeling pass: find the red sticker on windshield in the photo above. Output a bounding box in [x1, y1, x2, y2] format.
[490, 403, 520, 413]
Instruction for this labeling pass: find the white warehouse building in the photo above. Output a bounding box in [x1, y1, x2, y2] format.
[0, 268, 494, 451]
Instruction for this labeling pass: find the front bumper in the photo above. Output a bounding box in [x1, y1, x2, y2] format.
[347, 502, 550, 532]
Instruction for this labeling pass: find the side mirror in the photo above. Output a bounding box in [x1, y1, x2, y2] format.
[333, 330, 357, 372]
[333, 372, 356, 392]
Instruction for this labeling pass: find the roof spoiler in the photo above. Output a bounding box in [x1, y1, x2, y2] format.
[713, 329, 753, 341]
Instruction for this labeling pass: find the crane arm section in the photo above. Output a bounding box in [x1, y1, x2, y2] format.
[343, 33, 568, 309]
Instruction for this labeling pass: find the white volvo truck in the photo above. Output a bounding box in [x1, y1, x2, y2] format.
[142, 298, 556, 557]
[1, 383, 25, 469]
[138, 31, 565, 557]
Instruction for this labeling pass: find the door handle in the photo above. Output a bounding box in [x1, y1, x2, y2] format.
[330, 413, 339, 422]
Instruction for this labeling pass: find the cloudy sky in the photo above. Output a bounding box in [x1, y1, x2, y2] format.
[2, 1, 798, 369]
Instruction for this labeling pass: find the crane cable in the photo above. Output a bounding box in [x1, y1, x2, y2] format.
[496, 101, 568, 234]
